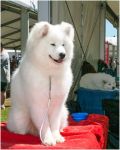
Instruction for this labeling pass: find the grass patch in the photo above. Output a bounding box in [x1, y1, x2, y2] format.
[1, 107, 10, 122]
[1, 99, 11, 122]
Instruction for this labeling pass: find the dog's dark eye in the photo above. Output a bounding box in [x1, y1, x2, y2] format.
[51, 43, 56, 46]
[62, 44, 65, 46]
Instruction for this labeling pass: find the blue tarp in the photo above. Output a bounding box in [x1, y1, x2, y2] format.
[76, 87, 119, 114]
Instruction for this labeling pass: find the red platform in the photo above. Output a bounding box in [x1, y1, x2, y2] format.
[1, 114, 109, 149]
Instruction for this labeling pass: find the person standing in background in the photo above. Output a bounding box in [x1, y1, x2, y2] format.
[0, 43, 10, 109]
[11, 55, 17, 74]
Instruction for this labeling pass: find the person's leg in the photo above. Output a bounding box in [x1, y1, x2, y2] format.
[1, 82, 8, 109]
[1, 91, 6, 109]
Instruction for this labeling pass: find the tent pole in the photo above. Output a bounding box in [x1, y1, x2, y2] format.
[99, 2, 106, 61]
[38, 0, 51, 22]
[21, 8, 29, 54]
[117, 28, 119, 77]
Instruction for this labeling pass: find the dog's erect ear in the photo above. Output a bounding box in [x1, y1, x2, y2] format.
[35, 22, 49, 38]
[61, 22, 74, 41]
[41, 24, 49, 37]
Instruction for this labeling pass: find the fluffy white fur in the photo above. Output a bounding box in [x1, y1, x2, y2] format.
[7, 22, 74, 146]
[80, 73, 116, 90]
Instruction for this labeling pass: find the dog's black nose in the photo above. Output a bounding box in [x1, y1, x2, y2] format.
[59, 53, 65, 59]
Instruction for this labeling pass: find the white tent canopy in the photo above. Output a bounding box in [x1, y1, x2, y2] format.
[1, 1, 37, 50]
[107, 1, 119, 19]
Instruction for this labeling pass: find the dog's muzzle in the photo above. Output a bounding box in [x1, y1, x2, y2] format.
[49, 53, 65, 63]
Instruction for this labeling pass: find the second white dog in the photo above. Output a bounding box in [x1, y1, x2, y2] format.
[80, 73, 116, 90]
[7, 22, 74, 146]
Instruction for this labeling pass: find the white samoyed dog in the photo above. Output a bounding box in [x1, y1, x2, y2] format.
[80, 73, 116, 90]
[7, 22, 74, 146]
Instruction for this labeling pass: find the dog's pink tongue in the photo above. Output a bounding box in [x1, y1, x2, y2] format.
[57, 59, 63, 63]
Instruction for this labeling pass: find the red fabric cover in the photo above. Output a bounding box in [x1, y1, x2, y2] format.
[69, 114, 109, 149]
[1, 114, 109, 149]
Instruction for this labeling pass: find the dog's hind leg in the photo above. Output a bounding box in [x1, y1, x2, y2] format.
[28, 119, 38, 136]
[7, 107, 30, 135]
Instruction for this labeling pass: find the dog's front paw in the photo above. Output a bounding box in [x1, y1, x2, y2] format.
[53, 131, 65, 143]
[43, 135, 56, 146]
